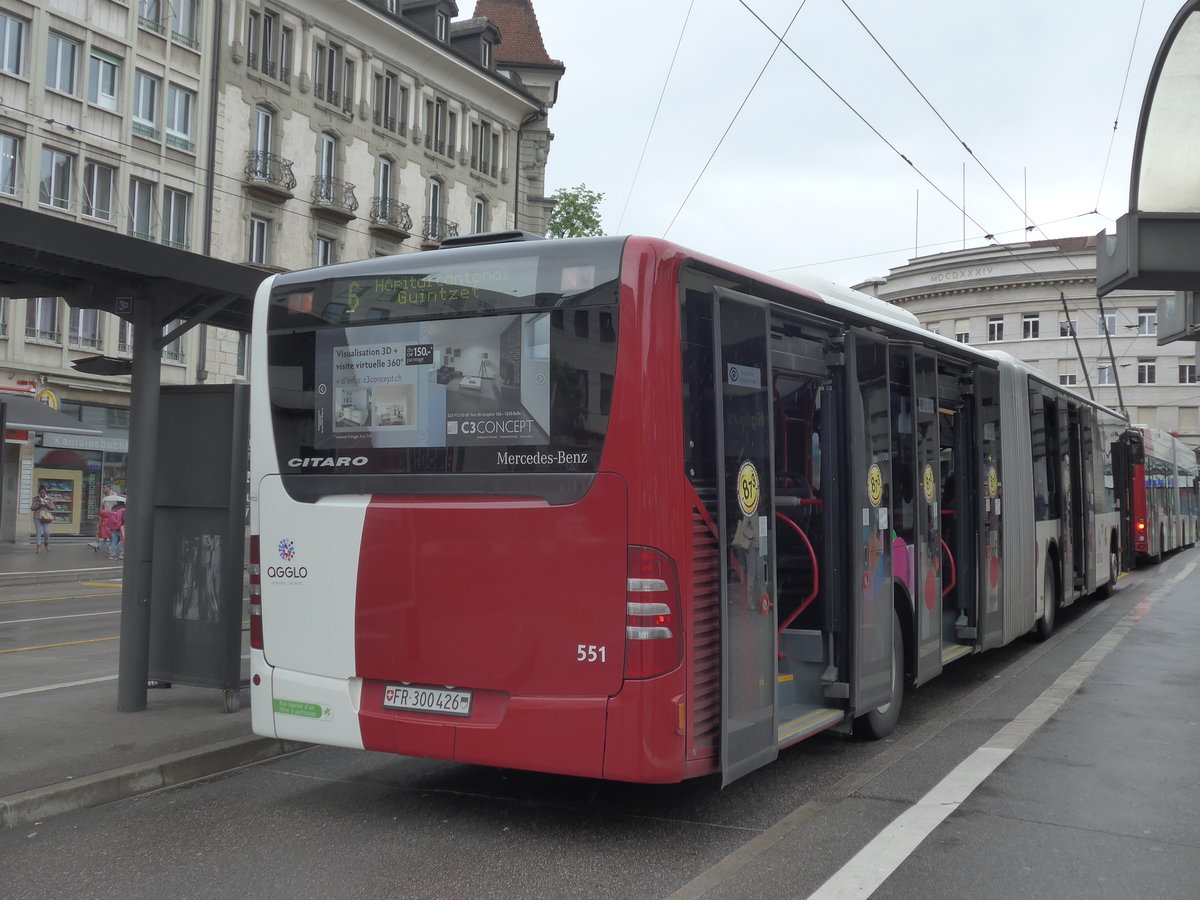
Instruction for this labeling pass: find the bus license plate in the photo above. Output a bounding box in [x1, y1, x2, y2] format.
[383, 685, 472, 717]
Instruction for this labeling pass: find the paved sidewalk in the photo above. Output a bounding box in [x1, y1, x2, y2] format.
[0, 539, 306, 829]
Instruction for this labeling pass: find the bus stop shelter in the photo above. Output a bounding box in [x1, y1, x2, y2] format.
[0, 205, 263, 711]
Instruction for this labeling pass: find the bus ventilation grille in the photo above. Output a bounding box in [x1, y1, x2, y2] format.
[690, 504, 721, 757]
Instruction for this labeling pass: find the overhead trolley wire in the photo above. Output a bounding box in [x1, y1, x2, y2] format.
[616, 0, 697, 234]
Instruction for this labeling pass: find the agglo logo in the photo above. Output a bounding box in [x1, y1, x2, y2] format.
[277, 539, 296, 562]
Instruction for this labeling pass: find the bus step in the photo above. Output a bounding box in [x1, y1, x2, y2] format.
[941, 643, 973, 665]
[777, 704, 844, 746]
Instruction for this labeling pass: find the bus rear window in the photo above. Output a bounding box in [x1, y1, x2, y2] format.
[264, 239, 623, 494]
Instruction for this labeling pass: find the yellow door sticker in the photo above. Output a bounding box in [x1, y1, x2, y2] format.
[867, 463, 884, 507]
[737, 461, 760, 516]
[923, 464, 935, 503]
[987, 464, 999, 498]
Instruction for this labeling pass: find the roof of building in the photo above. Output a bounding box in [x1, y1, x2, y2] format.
[472, 0, 561, 66]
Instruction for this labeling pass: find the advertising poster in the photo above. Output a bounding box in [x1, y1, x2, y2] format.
[314, 314, 551, 450]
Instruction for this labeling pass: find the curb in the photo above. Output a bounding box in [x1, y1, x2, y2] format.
[0, 566, 123, 588]
[0, 736, 309, 829]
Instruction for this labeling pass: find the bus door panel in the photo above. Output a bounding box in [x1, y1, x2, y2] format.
[845, 331, 893, 715]
[712, 287, 778, 785]
[976, 368, 1004, 650]
[913, 349, 943, 685]
[1066, 403, 1087, 597]
[937, 359, 975, 651]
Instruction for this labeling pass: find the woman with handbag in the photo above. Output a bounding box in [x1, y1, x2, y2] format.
[31, 487, 56, 553]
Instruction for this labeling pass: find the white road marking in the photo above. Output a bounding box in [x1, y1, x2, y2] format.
[2, 610, 120, 625]
[0, 674, 118, 699]
[808, 559, 1196, 899]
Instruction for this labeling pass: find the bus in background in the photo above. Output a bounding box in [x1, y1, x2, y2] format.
[1124, 425, 1199, 563]
[248, 233, 1126, 785]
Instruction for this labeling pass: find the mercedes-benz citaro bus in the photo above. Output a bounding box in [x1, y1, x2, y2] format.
[249, 232, 1126, 785]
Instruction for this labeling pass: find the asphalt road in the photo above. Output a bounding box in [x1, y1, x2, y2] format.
[2, 555, 1197, 899]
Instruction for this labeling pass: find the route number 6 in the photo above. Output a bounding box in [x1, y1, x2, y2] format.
[577, 644, 607, 662]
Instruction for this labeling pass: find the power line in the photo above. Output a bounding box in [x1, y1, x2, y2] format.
[663, 1, 810, 238]
[616, 0, 697, 233]
[1094, 0, 1149, 211]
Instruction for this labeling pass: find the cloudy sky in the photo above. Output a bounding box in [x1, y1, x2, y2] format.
[531, 0, 1182, 287]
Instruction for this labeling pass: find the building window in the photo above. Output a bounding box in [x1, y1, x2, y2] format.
[162, 188, 190, 250]
[1058, 373, 1077, 386]
[1100, 311, 1116, 336]
[279, 27, 293, 84]
[436, 12, 449, 41]
[427, 177, 442, 220]
[1180, 364, 1197, 384]
[133, 71, 161, 139]
[1097, 364, 1115, 386]
[955, 331, 969, 344]
[88, 51, 121, 111]
[574, 310, 589, 338]
[1058, 318, 1078, 338]
[249, 216, 270, 264]
[0, 12, 26, 76]
[316, 133, 337, 202]
[447, 110, 457, 156]
[138, 0, 164, 33]
[314, 42, 349, 108]
[1138, 308, 1157, 336]
[425, 98, 449, 154]
[1, 133, 20, 197]
[162, 318, 185, 362]
[1022, 313, 1039, 339]
[129, 178, 155, 239]
[69, 307, 100, 349]
[172, 0, 199, 48]
[314, 235, 335, 267]
[26, 297, 61, 344]
[472, 120, 497, 175]
[987, 316, 1003, 342]
[118, 318, 133, 355]
[473, 196, 487, 234]
[82, 161, 115, 220]
[166, 84, 196, 151]
[39, 148, 73, 210]
[46, 33, 80, 95]
[236, 332, 250, 378]
[481, 40, 492, 68]
[373, 71, 399, 132]
[0, 297, 7, 337]
[376, 156, 393, 204]
[1137, 358, 1156, 384]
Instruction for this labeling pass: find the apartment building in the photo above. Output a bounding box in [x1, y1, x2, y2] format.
[0, 0, 563, 540]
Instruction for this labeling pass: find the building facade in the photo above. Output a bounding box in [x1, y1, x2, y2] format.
[0, 0, 562, 541]
[856, 237, 1200, 452]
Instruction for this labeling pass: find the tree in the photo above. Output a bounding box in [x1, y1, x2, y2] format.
[545, 184, 605, 238]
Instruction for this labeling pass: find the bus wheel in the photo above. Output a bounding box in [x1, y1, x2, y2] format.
[1035, 562, 1057, 641]
[1097, 543, 1119, 600]
[856, 609, 904, 740]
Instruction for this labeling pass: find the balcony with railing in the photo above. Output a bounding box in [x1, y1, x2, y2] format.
[243, 151, 297, 202]
[421, 216, 459, 246]
[310, 176, 359, 223]
[369, 197, 412, 239]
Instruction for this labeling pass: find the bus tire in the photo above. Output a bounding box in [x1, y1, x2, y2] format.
[855, 609, 904, 740]
[1035, 561, 1057, 641]
[1096, 540, 1119, 600]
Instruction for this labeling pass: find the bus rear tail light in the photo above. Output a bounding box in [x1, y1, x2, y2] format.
[1136, 519, 1146, 532]
[249, 534, 263, 650]
[625, 546, 681, 679]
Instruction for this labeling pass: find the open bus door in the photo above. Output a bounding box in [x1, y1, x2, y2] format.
[844, 331, 895, 718]
[1113, 430, 1137, 572]
[712, 287, 778, 785]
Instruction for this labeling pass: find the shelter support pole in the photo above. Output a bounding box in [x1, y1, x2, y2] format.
[117, 297, 163, 711]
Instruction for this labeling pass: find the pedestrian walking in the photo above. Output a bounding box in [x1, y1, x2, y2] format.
[108, 502, 126, 560]
[30, 486, 56, 553]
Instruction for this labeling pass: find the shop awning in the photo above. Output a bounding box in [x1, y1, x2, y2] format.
[1, 394, 104, 436]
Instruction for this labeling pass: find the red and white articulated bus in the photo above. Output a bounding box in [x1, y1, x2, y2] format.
[248, 233, 1126, 785]
[1122, 425, 1198, 564]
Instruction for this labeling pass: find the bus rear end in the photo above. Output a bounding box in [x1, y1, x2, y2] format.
[248, 237, 687, 781]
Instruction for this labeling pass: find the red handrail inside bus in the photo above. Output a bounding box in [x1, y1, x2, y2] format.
[775, 511, 819, 632]
[940, 538, 957, 598]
